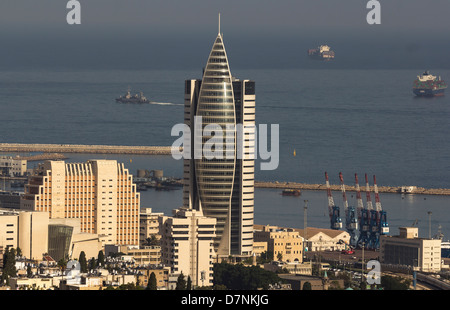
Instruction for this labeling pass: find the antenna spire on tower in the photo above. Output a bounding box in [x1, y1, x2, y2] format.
[218, 13, 221, 35]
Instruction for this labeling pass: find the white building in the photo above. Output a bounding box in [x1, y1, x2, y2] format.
[380, 227, 442, 272]
[159, 208, 216, 287]
[0, 156, 27, 177]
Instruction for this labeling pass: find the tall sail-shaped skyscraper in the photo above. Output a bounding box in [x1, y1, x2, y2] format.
[183, 18, 255, 258]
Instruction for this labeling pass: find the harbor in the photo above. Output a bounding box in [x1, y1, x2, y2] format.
[1, 141, 449, 197]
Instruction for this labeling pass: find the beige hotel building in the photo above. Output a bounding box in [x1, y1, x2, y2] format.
[20, 160, 140, 247]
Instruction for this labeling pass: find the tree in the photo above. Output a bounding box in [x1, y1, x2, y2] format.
[187, 276, 192, 290]
[97, 250, 105, 267]
[257, 251, 273, 264]
[1, 248, 17, 286]
[58, 258, 67, 274]
[277, 253, 283, 261]
[213, 262, 280, 290]
[79, 251, 88, 273]
[144, 236, 159, 246]
[303, 282, 312, 290]
[381, 275, 411, 290]
[147, 272, 157, 290]
[176, 272, 186, 290]
[88, 257, 97, 271]
[27, 265, 33, 278]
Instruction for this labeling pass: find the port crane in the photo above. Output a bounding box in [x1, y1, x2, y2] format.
[362, 174, 390, 249]
[325, 172, 342, 230]
[356, 173, 370, 248]
[373, 175, 389, 243]
[339, 172, 358, 247]
[364, 173, 379, 249]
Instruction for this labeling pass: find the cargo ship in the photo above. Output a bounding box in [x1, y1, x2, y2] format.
[413, 71, 447, 97]
[307, 45, 335, 61]
[116, 88, 150, 103]
[281, 189, 301, 196]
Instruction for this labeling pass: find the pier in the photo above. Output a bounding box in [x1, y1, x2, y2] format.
[0, 143, 176, 155]
[255, 181, 450, 196]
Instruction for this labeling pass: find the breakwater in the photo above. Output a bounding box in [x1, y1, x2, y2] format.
[0, 143, 176, 155]
[255, 181, 450, 196]
[1, 143, 449, 196]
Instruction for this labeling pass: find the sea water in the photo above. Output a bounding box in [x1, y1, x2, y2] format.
[0, 68, 449, 239]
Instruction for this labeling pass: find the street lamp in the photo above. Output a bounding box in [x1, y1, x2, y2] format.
[303, 200, 308, 260]
[427, 211, 432, 239]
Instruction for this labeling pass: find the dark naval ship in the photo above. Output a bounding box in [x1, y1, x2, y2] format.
[413, 71, 447, 97]
[116, 88, 150, 103]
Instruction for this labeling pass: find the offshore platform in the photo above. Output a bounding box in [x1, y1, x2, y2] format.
[325, 172, 389, 250]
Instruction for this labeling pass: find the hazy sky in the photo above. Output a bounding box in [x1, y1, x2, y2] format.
[0, 0, 449, 70]
[1, 0, 449, 36]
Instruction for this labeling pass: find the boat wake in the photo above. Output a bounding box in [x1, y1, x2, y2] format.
[149, 101, 183, 106]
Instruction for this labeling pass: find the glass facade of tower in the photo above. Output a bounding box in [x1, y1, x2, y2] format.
[195, 34, 236, 254]
[183, 32, 255, 258]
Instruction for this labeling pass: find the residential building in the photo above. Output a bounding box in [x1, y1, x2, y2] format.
[137, 266, 170, 289]
[139, 207, 163, 246]
[105, 244, 161, 265]
[0, 156, 27, 177]
[380, 227, 442, 272]
[0, 191, 22, 210]
[159, 208, 216, 287]
[183, 23, 255, 258]
[254, 225, 351, 253]
[254, 225, 303, 263]
[20, 160, 140, 247]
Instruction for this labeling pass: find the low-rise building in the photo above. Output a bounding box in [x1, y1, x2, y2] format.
[380, 227, 442, 272]
[0, 208, 101, 261]
[254, 225, 303, 263]
[105, 244, 161, 265]
[139, 208, 163, 246]
[159, 208, 216, 287]
[0, 156, 27, 177]
[298, 227, 351, 252]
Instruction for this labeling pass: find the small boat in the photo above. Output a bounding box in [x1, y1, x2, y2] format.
[281, 189, 301, 196]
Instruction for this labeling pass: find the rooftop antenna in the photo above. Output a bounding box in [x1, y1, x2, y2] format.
[218, 13, 221, 35]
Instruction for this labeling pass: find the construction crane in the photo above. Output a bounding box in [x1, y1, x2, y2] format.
[339, 172, 358, 247]
[325, 172, 342, 230]
[356, 173, 370, 248]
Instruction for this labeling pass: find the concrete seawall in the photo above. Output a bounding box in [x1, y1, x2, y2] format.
[0, 143, 176, 155]
[255, 181, 450, 196]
